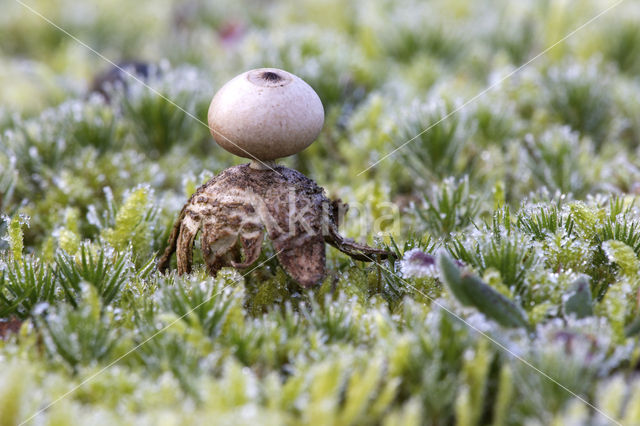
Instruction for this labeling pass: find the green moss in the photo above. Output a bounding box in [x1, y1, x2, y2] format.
[7, 214, 26, 262]
[101, 186, 154, 257]
[2, 0, 640, 423]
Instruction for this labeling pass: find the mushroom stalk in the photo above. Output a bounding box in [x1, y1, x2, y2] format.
[249, 160, 276, 170]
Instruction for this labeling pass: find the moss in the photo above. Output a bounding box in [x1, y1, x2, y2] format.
[7, 214, 26, 262]
[101, 186, 155, 257]
[1, 0, 640, 423]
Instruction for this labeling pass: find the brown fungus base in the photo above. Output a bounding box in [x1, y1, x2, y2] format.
[158, 164, 392, 287]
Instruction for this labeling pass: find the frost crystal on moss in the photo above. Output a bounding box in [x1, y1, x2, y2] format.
[400, 248, 438, 278]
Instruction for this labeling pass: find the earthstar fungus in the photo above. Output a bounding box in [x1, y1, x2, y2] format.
[207, 68, 324, 162]
[158, 68, 391, 287]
